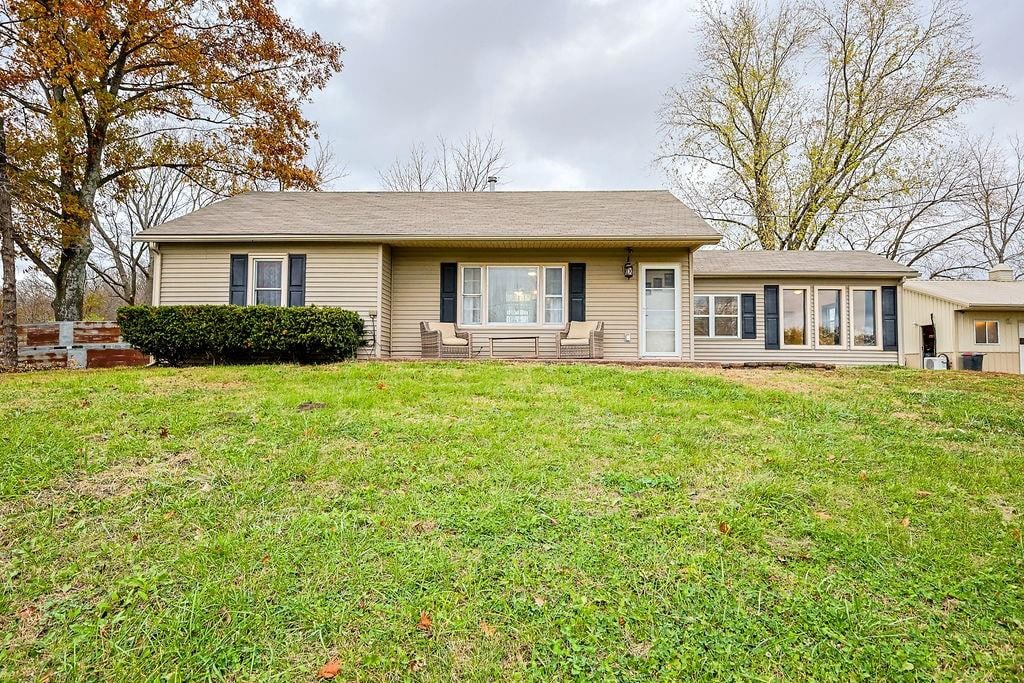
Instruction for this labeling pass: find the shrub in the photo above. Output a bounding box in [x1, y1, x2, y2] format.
[117, 305, 365, 365]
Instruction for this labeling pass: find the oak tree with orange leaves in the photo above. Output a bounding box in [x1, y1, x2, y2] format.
[0, 0, 343, 319]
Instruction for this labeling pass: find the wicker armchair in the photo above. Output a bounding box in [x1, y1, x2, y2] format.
[557, 321, 604, 359]
[420, 321, 473, 358]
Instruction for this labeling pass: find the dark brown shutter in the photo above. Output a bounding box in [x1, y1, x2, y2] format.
[287, 254, 306, 307]
[741, 293, 756, 339]
[881, 285, 898, 351]
[568, 263, 586, 321]
[764, 285, 780, 350]
[440, 262, 457, 322]
[229, 254, 248, 306]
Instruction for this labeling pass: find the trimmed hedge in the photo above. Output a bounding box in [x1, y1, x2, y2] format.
[117, 305, 365, 365]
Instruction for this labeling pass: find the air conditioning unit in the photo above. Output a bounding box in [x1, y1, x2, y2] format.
[923, 356, 947, 370]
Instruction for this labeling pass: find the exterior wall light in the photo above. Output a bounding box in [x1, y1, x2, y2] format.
[623, 247, 634, 280]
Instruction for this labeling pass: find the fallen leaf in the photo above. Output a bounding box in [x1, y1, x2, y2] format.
[916, 490, 932, 498]
[416, 611, 432, 633]
[813, 510, 832, 520]
[297, 401, 326, 413]
[317, 658, 341, 679]
[158, 426, 169, 439]
[718, 521, 732, 535]
[858, 470, 868, 481]
[900, 517, 911, 527]
[1010, 528, 1021, 541]
[163, 511, 175, 520]
[408, 658, 425, 672]
[377, 382, 387, 390]
[261, 554, 270, 565]
[479, 621, 497, 638]
[533, 595, 546, 607]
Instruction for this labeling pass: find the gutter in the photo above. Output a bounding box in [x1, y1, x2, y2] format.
[133, 233, 725, 245]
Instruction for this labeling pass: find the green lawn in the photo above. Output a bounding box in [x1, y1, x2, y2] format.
[1, 363, 1023, 681]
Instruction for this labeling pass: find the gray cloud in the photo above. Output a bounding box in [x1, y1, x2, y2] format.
[282, 0, 1023, 191]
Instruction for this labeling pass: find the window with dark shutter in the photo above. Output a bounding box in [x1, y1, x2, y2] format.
[763, 285, 780, 350]
[229, 254, 248, 306]
[287, 254, 306, 307]
[439, 262, 457, 322]
[881, 285, 898, 351]
[741, 293, 757, 339]
[568, 263, 586, 321]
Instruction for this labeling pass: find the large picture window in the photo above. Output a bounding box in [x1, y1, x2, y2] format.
[693, 294, 739, 338]
[253, 258, 284, 306]
[460, 265, 566, 326]
[817, 288, 842, 346]
[974, 320, 999, 344]
[852, 289, 879, 347]
[782, 288, 808, 346]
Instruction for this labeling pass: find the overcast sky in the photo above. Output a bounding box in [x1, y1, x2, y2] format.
[279, 0, 1024, 191]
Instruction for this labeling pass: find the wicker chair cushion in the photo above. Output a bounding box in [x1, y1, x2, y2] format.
[566, 321, 599, 339]
[559, 337, 591, 346]
[427, 322, 467, 345]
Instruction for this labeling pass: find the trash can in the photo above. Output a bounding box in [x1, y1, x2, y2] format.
[961, 353, 985, 371]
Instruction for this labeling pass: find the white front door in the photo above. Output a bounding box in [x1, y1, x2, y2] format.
[640, 264, 681, 357]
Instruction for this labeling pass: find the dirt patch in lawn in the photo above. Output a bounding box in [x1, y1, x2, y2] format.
[71, 451, 198, 499]
[690, 368, 837, 395]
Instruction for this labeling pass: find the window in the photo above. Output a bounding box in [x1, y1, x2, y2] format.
[544, 267, 564, 324]
[488, 266, 538, 324]
[253, 258, 284, 306]
[817, 288, 842, 346]
[693, 294, 739, 338]
[460, 265, 565, 325]
[852, 289, 879, 347]
[782, 288, 808, 346]
[462, 267, 482, 324]
[975, 320, 999, 344]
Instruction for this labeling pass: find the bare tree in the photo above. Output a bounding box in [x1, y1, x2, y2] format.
[89, 167, 213, 306]
[961, 136, 1024, 276]
[659, 0, 1002, 251]
[1, 118, 16, 370]
[379, 132, 509, 191]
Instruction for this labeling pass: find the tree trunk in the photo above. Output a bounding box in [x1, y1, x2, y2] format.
[51, 235, 92, 320]
[0, 119, 17, 371]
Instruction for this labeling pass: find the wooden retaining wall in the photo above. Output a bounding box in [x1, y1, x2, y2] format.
[16, 321, 150, 370]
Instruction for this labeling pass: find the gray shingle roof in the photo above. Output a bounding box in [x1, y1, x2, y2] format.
[136, 190, 720, 242]
[905, 279, 1024, 309]
[694, 249, 919, 278]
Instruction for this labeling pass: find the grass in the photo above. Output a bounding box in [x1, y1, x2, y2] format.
[1, 362, 1022, 681]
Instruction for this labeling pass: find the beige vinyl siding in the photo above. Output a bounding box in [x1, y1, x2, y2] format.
[379, 245, 393, 356]
[390, 247, 692, 359]
[157, 242, 381, 355]
[956, 311, 1023, 373]
[901, 289, 959, 364]
[902, 288, 1024, 373]
[693, 277, 901, 365]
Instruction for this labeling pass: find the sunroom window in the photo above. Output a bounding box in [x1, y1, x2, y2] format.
[852, 289, 878, 347]
[817, 289, 842, 346]
[782, 288, 807, 346]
